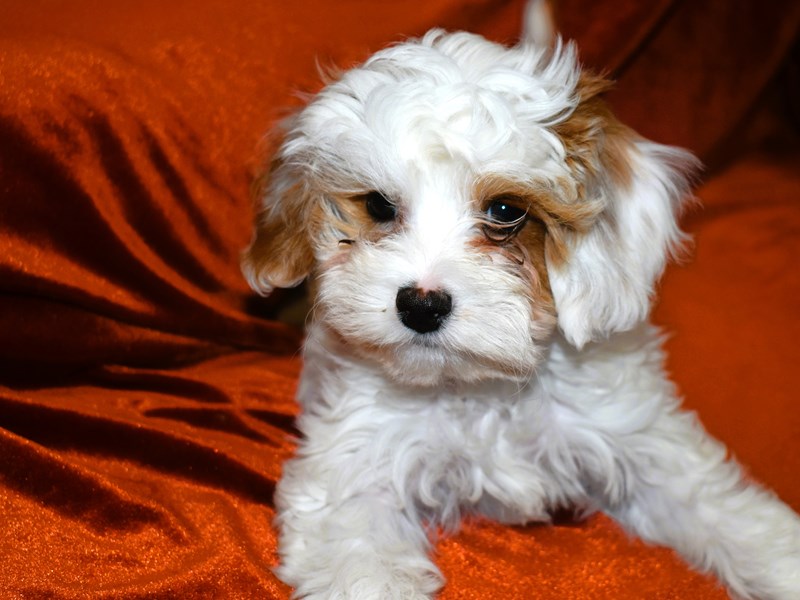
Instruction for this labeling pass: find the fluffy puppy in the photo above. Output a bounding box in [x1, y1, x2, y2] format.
[242, 4, 800, 599]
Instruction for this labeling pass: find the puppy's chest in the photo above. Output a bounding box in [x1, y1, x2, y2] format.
[416, 389, 548, 459]
[402, 390, 565, 519]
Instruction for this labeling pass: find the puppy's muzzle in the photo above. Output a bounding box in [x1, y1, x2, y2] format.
[396, 286, 452, 334]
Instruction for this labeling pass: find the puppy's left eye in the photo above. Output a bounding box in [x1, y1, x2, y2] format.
[363, 191, 397, 222]
[483, 197, 528, 241]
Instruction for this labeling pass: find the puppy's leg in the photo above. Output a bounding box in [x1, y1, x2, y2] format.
[598, 405, 800, 599]
[546, 331, 799, 598]
[275, 453, 441, 600]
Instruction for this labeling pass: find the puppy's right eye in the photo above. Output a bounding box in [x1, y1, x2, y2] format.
[363, 191, 397, 222]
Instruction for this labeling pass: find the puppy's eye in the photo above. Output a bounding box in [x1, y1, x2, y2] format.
[487, 200, 526, 224]
[363, 191, 397, 222]
[483, 197, 528, 241]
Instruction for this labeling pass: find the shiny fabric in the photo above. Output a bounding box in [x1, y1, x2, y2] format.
[0, 0, 797, 597]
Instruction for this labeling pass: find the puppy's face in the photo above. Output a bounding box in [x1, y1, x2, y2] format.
[244, 31, 694, 386]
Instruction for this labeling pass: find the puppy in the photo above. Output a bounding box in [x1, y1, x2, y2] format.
[242, 3, 800, 598]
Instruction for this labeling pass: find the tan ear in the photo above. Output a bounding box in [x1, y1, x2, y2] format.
[547, 76, 697, 348]
[241, 160, 315, 296]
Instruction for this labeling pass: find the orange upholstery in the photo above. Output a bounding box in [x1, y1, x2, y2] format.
[1, 1, 797, 597]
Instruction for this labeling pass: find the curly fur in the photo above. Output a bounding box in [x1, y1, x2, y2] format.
[242, 4, 800, 598]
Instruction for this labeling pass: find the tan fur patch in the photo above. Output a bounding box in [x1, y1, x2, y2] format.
[471, 179, 559, 313]
[243, 160, 315, 290]
[321, 192, 403, 245]
[554, 72, 635, 197]
[473, 175, 601, 272]
[471, 75, 637, 319]
[511, 217, 553, 307]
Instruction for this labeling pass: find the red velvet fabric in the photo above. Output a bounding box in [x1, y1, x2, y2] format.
[1, 1, 797, 597]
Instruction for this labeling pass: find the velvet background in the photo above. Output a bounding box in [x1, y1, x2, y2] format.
[1, 0, 798, 597]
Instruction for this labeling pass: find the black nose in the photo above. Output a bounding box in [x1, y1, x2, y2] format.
[395, 286, 452, 334]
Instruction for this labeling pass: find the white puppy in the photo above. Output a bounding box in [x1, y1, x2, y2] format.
[242, 4, 800, 598]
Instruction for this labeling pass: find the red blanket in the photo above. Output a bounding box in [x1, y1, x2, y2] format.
[1, 1, 798, 596]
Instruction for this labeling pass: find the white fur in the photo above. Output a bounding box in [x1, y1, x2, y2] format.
[244, 9, 800, 599]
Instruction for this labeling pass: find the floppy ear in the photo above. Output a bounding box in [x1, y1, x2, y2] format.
[241, 155, 315, 296]
[547, 85, 698, 348]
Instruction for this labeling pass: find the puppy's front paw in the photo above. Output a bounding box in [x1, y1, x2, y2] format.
[280, 551, 442, 600]
[745, 552, 800, 600]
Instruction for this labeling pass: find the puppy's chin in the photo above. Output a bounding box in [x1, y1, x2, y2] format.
[335, 328, 544, 388]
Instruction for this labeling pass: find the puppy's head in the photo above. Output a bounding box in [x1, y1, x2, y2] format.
[242, 26, 696, 386]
